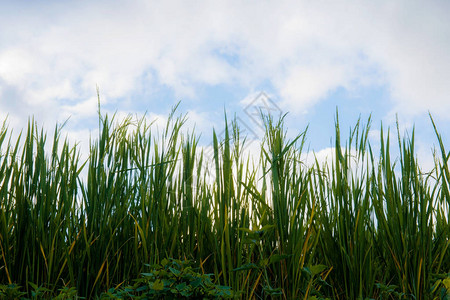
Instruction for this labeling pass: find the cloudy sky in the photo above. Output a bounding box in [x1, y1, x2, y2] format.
[0, 0, 449, 169]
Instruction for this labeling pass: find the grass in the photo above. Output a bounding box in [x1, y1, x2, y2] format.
[0, 105, 449, 299]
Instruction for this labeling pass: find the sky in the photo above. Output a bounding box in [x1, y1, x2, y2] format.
[1, 0, 450, 171]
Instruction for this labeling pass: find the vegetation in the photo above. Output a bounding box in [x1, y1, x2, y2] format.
[100, 258, 234, 299]
[0, 104, 449, 299]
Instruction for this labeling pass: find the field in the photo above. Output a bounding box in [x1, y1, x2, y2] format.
[0, 108, 449, 299]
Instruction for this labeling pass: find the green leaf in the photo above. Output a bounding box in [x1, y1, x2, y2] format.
[175, 282, 187, 291]
[169, 267, 181, 277]
[190, 278, 202, 288]
[269, 254, 290, 265]
[161, 258, 169, 267]
[233, 263, 259, 271]
[309, 264, 328, 276]
[302, 266, 312, 276]
[238, 228, 253, 234]
[263, 285, 282, 295]
[152, 279, 164, 291]
[443, 278, 450, 290]
[259, 258, 269, 268]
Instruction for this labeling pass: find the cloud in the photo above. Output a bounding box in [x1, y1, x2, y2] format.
[277, 64, 349, 114]
[265, 1, 450, 115]
[0, 0, 449, 136]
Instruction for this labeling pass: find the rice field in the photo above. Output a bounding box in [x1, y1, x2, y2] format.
[0, 107, 449, 299]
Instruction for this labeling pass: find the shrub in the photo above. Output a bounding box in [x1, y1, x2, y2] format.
[102, 258, 234, 299]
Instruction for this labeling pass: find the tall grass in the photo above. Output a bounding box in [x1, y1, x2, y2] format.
[0, 107, 448, 299]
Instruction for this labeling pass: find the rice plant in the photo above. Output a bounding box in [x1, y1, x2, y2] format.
[0, 106, 448, 299]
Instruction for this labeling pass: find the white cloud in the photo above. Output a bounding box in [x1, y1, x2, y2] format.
[60, 97, 99, 121]
[277, 64, 349, 114]
[0, 0, 449, 136]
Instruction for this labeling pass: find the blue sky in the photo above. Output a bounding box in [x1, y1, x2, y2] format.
[1, 0, 450, 170]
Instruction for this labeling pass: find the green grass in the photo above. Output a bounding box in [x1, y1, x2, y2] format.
[0, 106, 449, 299]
